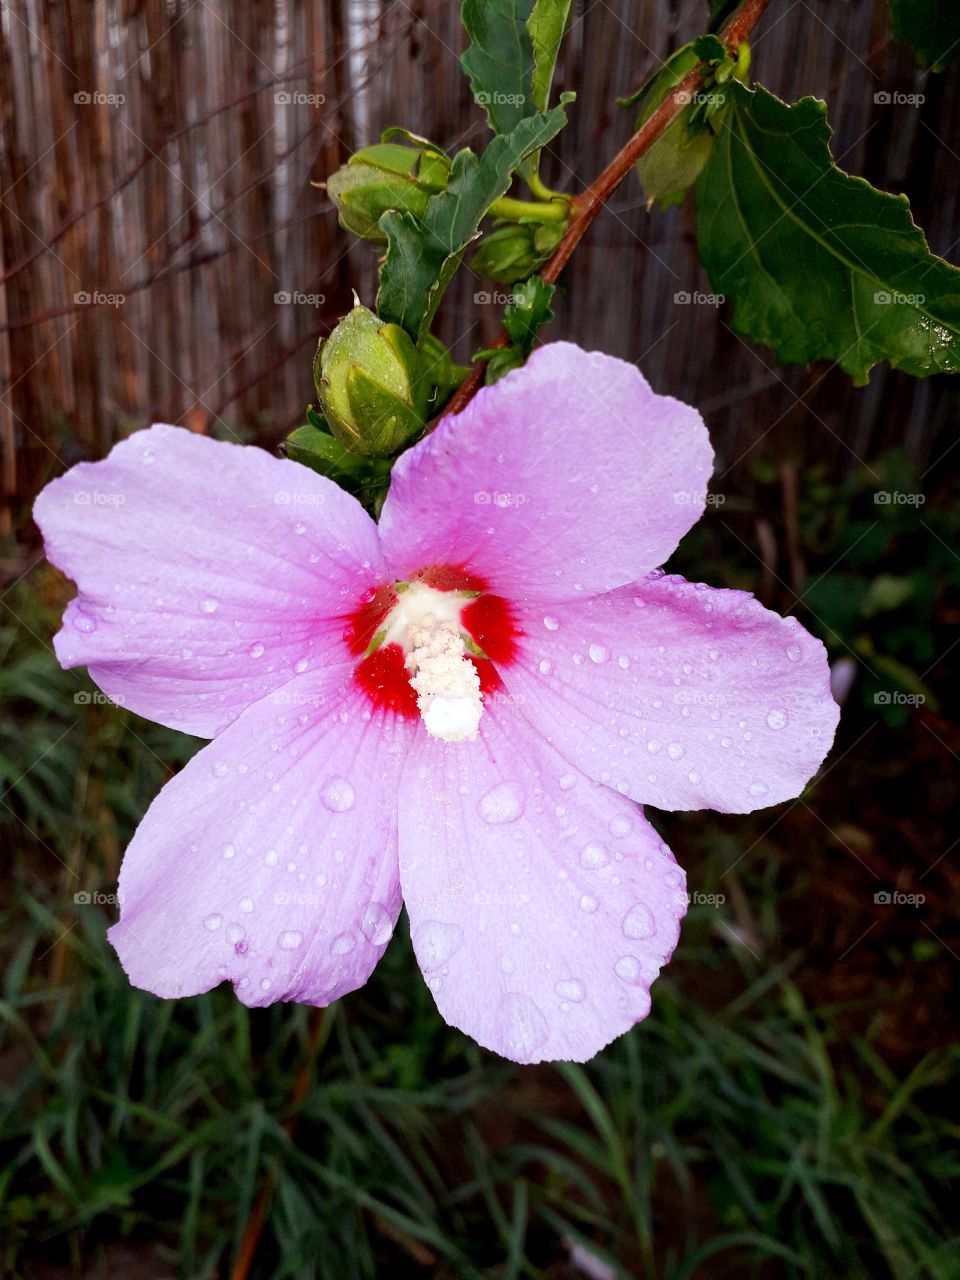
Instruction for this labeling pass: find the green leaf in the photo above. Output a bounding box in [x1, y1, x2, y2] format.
[461, 0, 535, 135]
[282, 422, 393, 512]
[527, 0, 573, 110]
[377, 100, 572, 340]
[695, 82, 960, 383]
[888, 0, 960, 71]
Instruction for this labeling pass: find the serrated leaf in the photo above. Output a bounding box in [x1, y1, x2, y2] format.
[461, 0, 535, 135]
[527, 0, 573, 110]
[695, 82, 960, 383]
[377, 102, 572, 340]
[888, 0, 960, 71]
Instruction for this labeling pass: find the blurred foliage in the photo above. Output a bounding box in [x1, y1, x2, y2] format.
[1, 444, 958, 1278]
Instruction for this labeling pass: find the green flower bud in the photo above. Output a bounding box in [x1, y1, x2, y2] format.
[314, 303, 429, 457]
[326, 144, 447, 243]
[470, 220, 566, 285]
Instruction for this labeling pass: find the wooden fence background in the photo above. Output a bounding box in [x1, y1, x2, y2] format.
[1, 0, 958, 530]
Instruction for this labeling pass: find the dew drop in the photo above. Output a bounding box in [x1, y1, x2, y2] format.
[239, 897, 254, 913]
[321, 776, 355, 812]
[199, 597, 219, 614]
[248, 641, 265, 658]
[477, 781, 524, 825]
[415, 920, 464, 971]
[786, 645, 801, 662]
[579, 894, 599, 913]
[622, 902, 656, 939]
[588, 643, 609, 664]
[558, 773, 576, 792]
[543, 615, 559, 631]
[226, 923, 245, 944]
[496, 992, 548, 1059]
[331, 932, 355, 955]
[555, 978, 586, 1003]
[609, 815, 632, 837]
[203, 913, 222, 931]
[360, 902, 393, 946]
[72, 610, 97, 633]
[278, 930, 304, 950]
[580, 841, 610, 869]
[539, 658, 553, 675]
[766, 708, 788, 730]
[667, 742, 684, 760]
[223, 844, 237, 860]
[748, 781, 769, 797]
[614, 955, 643, 985]
[212, 762, 228, 778]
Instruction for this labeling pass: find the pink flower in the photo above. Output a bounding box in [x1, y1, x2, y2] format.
[34, 343, 838, 1063]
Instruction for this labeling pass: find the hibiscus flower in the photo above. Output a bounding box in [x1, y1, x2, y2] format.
[34, 343, 838, 1062]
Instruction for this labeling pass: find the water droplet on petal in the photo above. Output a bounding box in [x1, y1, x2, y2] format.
[239, 897, 254, 913]
[786, 645, 801, 662]
[477, 782, 524, 825]
[331, 932, 355, 955]
[203, 913, 222, 931]
[223, 844, 236, 860]
[360, 903, 393, 946]
[278, 930, 304, 950]
[588, 643, 609, 664]
[555, 979, 586, 1003]
[579, 894, 599, 913]
[749, 780, 768, 797]
[321, 776, 355, 812]
[72, 610, 97, 633]
[558, 773, 576, 792]
[248, 641, 265, 658]
[622, 902, 656, 939]
[415, 920, 464, 971]
[609, 815, 632, 837]
[496, 992, 548, 1059]
[580, 841, 610, 869]
[766, 708, 788, 730]
[667, 742, 684, 760]
[212, 762, 228, 778]
[543, 615, 559, 631]
[199, 598, 219, 614]
[614, 955, 643, 985]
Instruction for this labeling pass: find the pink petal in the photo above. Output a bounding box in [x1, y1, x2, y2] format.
[500, 574, 839, 814]
[398, 708, 687, 1063]
[378, 343, 713, 602]
[33, 424, 384, 737]
[108, 666, 409, 1006]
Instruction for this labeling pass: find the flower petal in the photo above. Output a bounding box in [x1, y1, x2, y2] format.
[33, 424, 384, 736]
[378, 343, 713, 602]
[398, 707, 686, 1063]
[108, 666, 408, 1006]
[500, 574, 839, 814]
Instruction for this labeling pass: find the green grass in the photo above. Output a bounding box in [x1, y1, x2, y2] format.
[1, 449, 958, 1278]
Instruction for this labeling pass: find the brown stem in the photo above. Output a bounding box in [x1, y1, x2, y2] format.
[230, 1007, 327, 1280]
[436, 0, 772, 423]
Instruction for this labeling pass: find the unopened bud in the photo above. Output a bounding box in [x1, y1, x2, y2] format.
[314, 303, 428, 457]
[470, 221, 566, 284]
[326, 144, 447, 243]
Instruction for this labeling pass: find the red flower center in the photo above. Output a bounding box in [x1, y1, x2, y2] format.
[343, 565, 520, 720]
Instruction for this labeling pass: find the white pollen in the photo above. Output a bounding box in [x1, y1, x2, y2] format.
[407, 615, 483, 742]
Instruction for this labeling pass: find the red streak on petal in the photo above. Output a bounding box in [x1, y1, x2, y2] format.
[461, 594, 520, 665]
[354, 643, 418, 717]
[469, 654, 503, 696]
[414, 564, 488, 593]
[343, 582, 398, 656]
